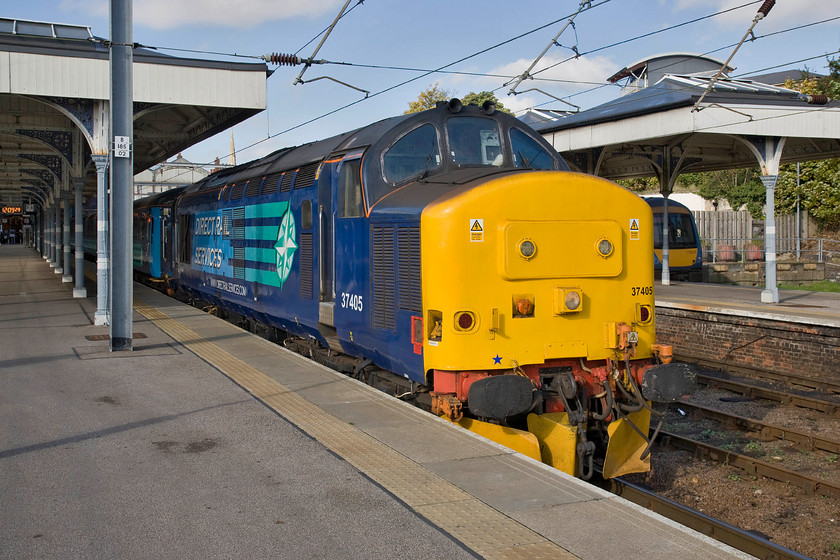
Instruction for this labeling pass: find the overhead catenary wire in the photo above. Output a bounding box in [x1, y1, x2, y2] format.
[293, 0, 366, 57]
[512, 15, 840, 116]
[693, 0, 776, 111]
[163, 1, 834, 166]
[525, 0, 764, 83]
[516, 47, 840, 122]
[506, 0, 598, 95]
[122, 43, 840, 189]
[293, 0, 355, 86]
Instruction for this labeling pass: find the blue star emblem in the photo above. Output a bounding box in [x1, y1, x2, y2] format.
[493, 354, 502, 365]
[274, 209, 297, 288]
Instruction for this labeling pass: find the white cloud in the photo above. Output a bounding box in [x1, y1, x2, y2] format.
[492, 54, 620, 95]
[669, 0, 839, 30]
[59, 0, 343, 30]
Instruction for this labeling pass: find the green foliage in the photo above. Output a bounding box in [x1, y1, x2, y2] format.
[777, 159, 840, 229]
[405, 86, 513, 115]
[785, 58, 840, 99]
[680, 169, 766, 217]
[777, 56, 840, 229]
[404, 83, 452, 114]
[459, 91, 513, 114]
[615, 177, 659, 193]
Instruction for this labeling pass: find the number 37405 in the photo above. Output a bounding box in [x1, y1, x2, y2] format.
[341, 292, 364, 312]
[631, 286, 654, 296]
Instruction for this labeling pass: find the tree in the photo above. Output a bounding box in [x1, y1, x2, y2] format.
[459, 91, 512, 115]
[405, 86, 513, 115]
[777, 56, 840, 229]
[404, 83, 452, 114]
[776, 159, 840, 229]
[615, 177, 659, 193]
[680, 169, 766, 217]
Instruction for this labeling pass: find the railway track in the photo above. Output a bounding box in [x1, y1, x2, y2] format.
[599, 474, 810, 560]
[694, 372, 840, 417]
[634, 361, 840, 559]
[677, 354, 840, 397]
[655, 429, 840, 499]
[674, 401, 840, 455]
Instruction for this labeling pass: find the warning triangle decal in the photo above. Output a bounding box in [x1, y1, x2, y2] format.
[630, 219, 639, 231]
[471, 220, 483, 232]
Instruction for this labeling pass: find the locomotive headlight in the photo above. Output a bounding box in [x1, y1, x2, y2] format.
[554, 288, 583, 314]
[564, 290, 581, 311]
[596, 238, 613, 258]
[518, 238, 537, 260]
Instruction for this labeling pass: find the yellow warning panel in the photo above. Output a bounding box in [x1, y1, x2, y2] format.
[470, 218, 484, 242]
[629, 218, 640, 240]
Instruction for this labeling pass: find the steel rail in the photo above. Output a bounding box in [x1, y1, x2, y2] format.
[657, 430, 840, 499]
[675, 401, 840, 454]
[600, 474, 810, 560]
[676, 353, 840, 396]
[694, 374, 840, 417]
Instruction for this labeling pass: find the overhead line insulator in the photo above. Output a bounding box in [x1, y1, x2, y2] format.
[800, 94, 829, 105]
[757, 0, 775, 19]
[263, 53, 303, 66]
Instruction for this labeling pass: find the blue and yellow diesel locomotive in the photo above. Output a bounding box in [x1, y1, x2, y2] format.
[644, 197, 703, 281]
[133, 100, 693, 479]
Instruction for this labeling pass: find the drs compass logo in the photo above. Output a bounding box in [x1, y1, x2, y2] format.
[274, 208, 297, 288]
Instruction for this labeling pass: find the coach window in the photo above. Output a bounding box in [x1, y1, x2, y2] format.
[337, 158, 363, 218]
[382, 124, 440, 187]
[178, 214, 193, 263]
[510, 128, 555, 170]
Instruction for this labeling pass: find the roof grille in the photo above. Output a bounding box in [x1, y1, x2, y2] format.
[294, 163, 319, 189]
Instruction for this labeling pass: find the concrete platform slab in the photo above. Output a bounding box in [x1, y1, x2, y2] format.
[1, 245, 756, 560]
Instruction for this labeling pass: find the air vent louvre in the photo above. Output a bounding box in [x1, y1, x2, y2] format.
[372, 226, 396, 331]
[397, 227, 421, 312]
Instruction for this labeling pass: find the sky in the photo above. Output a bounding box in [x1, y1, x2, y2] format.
[4, 0, 840, 168]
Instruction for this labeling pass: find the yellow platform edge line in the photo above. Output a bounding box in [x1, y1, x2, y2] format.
[133, 297, 579, 560]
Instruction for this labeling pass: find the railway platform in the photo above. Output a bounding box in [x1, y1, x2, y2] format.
[0, 244, 752, 560]
[655, 281, 840, 328]
[654, 281, 840, 386]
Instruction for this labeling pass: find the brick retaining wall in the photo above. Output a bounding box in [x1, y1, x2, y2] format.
[655, 307, 840, 384]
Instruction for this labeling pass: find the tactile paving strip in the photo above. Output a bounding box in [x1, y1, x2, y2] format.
[135, 298, 579, 560]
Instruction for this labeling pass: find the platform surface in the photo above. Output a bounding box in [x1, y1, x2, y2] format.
[655, 280, 840, 328]
[0, 245, 753, 560]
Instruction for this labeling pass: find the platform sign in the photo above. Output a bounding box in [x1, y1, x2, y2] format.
[114, 136, 131, 158]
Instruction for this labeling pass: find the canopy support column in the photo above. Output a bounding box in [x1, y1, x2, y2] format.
[73, 178, 87, 298]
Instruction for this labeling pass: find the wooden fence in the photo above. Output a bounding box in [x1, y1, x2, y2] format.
[692, 210, 812, 259]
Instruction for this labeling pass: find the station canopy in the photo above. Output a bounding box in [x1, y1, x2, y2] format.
[532, 54, 840, 183]
[0, 18, 269, 208]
